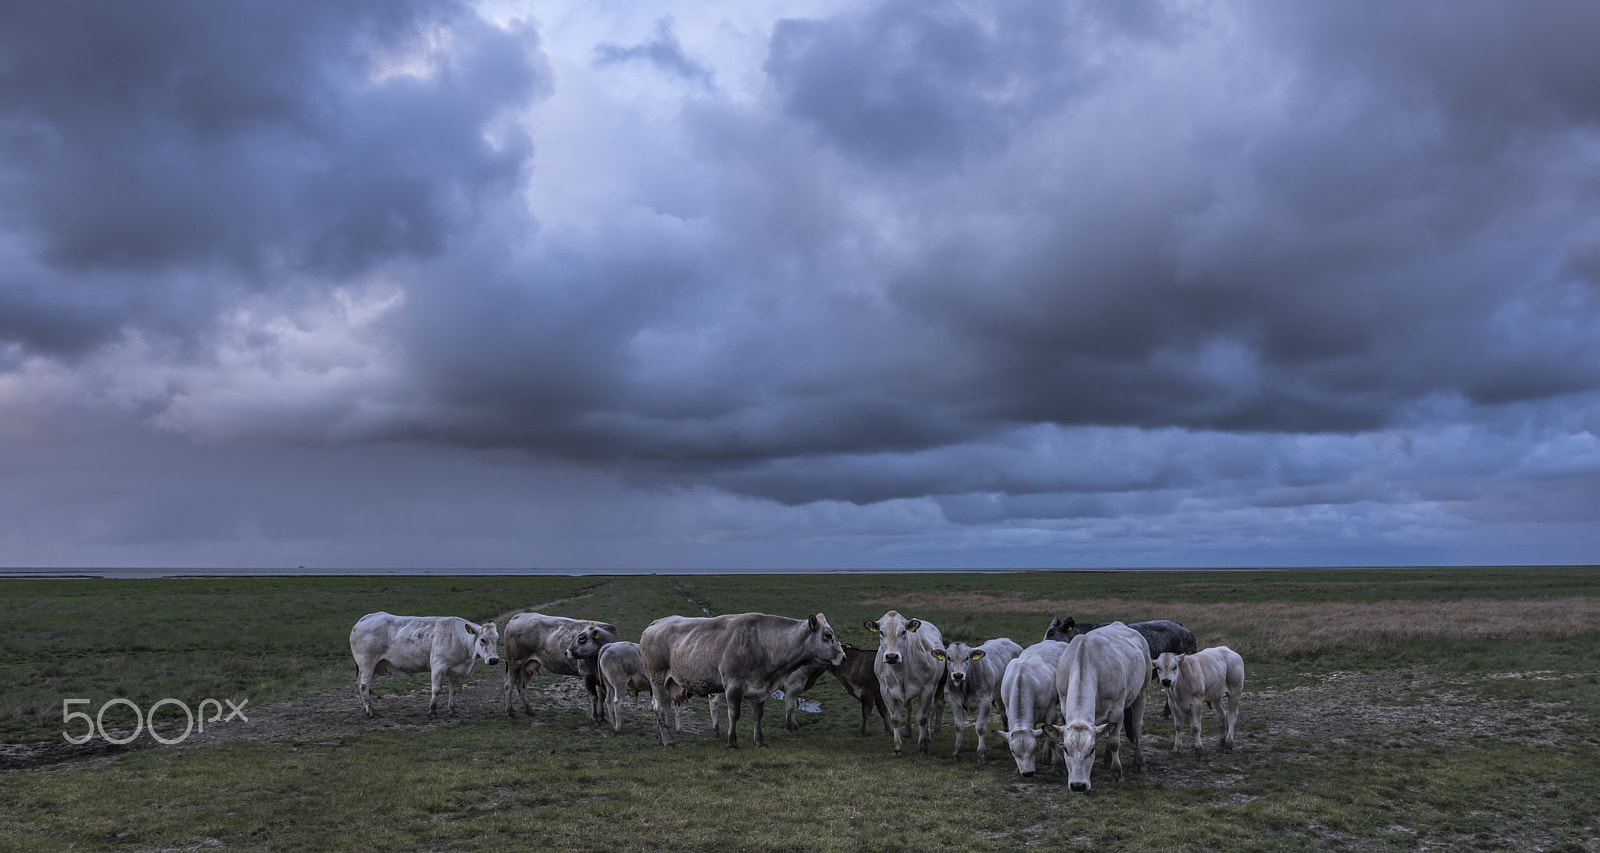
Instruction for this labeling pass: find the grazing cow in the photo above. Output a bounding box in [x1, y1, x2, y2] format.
[640, 612, 845, 748]
[349, 613, 500, 718]
[865, 610, 947, 756]
[833, 643, 892, 737]
[1046, 617, 1197, 719]
[1153, 647, 1245, 755]
[503, 613, 621, 722]
[935, 637, 1022, 764]
[1045, 617, 1198, 656]
[1046, 622, 1151, 793]
[994, 640, 1071, 776]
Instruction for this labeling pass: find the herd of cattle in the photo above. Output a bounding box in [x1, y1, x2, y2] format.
[348, 607, 1246, 792]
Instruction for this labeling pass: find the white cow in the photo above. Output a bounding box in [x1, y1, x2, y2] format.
[865, 610, 946, 756]
[349, 612, 500, 718]
[1153, 647, 1245, 754]
[1046, 622, 1150, 792]
[994, 639, 1071, 776]
[935, 637, 1022, 764]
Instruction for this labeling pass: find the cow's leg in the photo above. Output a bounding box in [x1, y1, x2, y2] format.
[887, 695, 906, 756]
[608, 686, 624, 733]
[1125, 695, 1145, 772]
[708, 695, 722, 735]
[916, 691, 934, 755]
[859, 696, 871, 737]
[750, 696, 769, 748]
[1220, 688, 1239, 753]
[949, 699, 967, 762]
[1105, 719, 1124, 782]
[427, 666, 444, 717]
[649, 679, 677, 746]
[446, 673, 463, 716]
[974, 698, 991, 765]
[723, 687, 743, 749]
[356, 660, 377, 717]
[584, 668, 606, 723]
[784, 693, 800, 732]
[874, 694, 891, 734]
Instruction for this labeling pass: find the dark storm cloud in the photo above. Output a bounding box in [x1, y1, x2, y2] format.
[0, 0, 546, 356]
[370, 0, 1600, 489]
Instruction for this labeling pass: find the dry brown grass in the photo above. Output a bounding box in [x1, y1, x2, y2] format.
[863, 593, 1600, 656]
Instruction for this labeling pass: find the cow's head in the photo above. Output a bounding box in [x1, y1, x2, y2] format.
[1044, 617, 1078, 643]
[865, 611, 922, 666]
[466, 620, 500, 666]
[565, 624, 610, 661]
[806, 613, 846, 666]
[1043, 721, 1106, 793]
[995, 726, 1044, 776]
[935, 642, 985, 686]
[1153, 652, 1184, 689]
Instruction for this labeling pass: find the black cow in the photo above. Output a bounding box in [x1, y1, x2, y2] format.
[1044, 617, 1197, 656]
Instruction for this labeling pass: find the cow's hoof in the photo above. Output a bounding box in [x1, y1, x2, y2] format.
[892, 749, 903, 757]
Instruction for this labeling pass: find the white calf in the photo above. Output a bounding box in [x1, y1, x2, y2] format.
[936, 637, 1021, 764]
[1153, 646, 1244, 754]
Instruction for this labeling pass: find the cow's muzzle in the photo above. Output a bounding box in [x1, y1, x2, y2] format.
[1070, 782, 1089, 793]
[882, 652, 901, 665]
[487, 656, 500, 666]
[950, 673, 965, 684]
[1160, 679, 1172, 687]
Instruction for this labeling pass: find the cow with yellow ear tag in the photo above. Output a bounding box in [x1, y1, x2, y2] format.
[936, 638, 1021, 764]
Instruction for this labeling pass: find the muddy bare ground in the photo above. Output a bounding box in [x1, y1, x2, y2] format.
[0, 669, 720, 771]
[4, 664, 1589, 776]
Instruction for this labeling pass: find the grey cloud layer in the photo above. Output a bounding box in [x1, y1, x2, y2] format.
[1, 0, 546, 357]
[2, 0, 1598, 555]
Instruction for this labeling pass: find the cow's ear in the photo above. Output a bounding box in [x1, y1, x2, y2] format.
[808, 614, 821, 631]
[464, 623, 478, 635]
[970, 650, 985, 661]
[864, 621, 880, 633]
[907, 619, 921, 632]
[1064, 618, 1075, 630]
[1094, 723, 1109, 737]
[1038, 725, 1059, 741]
[931, 648, 946, 661]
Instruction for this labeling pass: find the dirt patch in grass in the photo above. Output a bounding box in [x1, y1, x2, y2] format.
[0, 666, 719, 771]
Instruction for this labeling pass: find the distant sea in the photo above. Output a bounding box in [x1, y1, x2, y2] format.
[2, 565, 1380, 579]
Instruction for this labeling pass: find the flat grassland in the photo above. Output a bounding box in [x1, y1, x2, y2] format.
[1, 568, 1597, 852]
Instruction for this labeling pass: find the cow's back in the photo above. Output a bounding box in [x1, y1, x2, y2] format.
[1004, 640, 1068, 725]
[1057, 622, 1150, 720]
[506, 612, 617, 678]
[1130, 620, 1198, 656]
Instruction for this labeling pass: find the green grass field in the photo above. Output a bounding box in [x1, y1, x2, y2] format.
[2, 567, 1598, 851]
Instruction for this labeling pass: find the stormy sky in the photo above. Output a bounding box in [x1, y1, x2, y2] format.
[2, 0, 1598, 569]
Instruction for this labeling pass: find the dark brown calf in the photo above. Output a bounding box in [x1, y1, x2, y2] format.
[833, 643, 891, 736]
